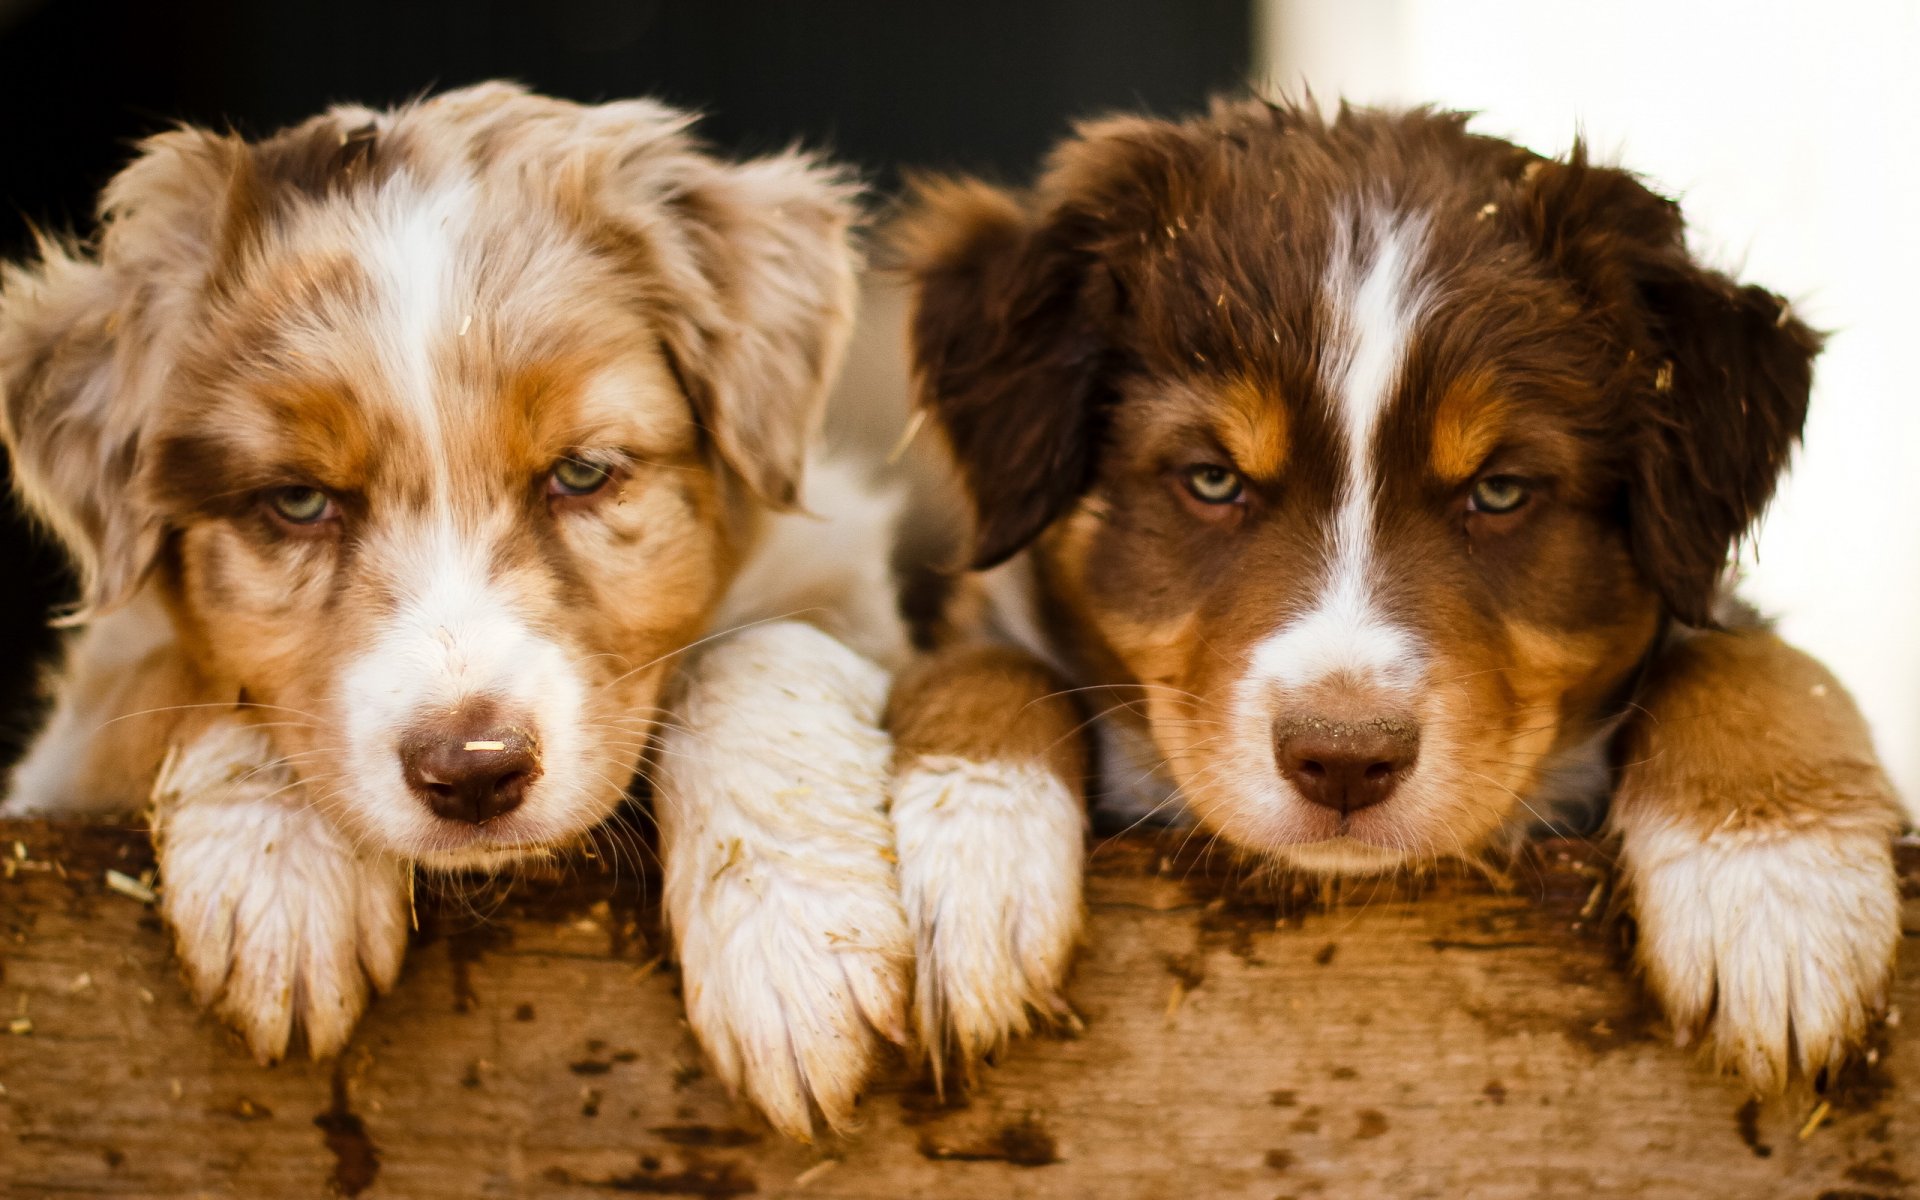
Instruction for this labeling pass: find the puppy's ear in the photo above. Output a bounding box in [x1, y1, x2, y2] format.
[0, 128, 244, 617]
[470, 86, 858, 508]
[1519, 149, 1819, 627]
[655, 152, 859, 508]
[556, 101, 858, 510]
[892, 177, 1107, 569]
[895, 116, 1207, 569]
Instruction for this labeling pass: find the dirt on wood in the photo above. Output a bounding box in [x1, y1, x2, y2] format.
[2, 818, 1917, 1199]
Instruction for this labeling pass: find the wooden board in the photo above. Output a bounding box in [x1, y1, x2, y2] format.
[2, 818, 1914, 1199]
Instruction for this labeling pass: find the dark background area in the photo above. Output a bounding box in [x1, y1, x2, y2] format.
[0, 0, 1253, 762]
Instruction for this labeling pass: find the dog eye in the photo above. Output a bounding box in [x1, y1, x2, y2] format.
[1468, 475, 1531, 515]
[1183, 464, 1245, 505]
[267, 486, 335, 525]
[549, 458, 613, 497]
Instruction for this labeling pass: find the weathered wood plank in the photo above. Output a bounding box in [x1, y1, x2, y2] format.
[1, 819, 1913, 1199]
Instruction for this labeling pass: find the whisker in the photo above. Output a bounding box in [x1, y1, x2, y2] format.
[595, 610, 834, 693]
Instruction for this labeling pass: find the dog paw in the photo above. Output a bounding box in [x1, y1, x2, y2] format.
[1621, 815, 1899, 1090]
[893, 755, 1084, 1081]
[674, 850, 912, 1140]
[153, 725, 411, 1062]
[657, 620, 911, 1140]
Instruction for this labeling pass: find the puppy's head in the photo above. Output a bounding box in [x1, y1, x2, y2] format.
[901, 100, 1815, 872]
[0, 83, 857, 865]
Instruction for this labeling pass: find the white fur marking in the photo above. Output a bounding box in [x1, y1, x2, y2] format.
[973, 554, 1072, 680]
[368, 176, 477, 457]
[152, 723, 409, 1062]
[2, 590, 173, 816]
[891, 755, 1084, 1074]
[1621, 812, 1898, 1089]
[339, 514, 587, 857]
[1245, 208, 1431, 694]
[655, 621, 909, 1140]
[713, 452, 912, 672]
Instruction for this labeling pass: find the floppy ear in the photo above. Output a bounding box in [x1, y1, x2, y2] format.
[456, 84, 860, 509]
[892, 177, 1109, 569]
[1519, 149, 1819, 627]
[537, 97, 859, 510]
[652, 151, 860, 508]
[895, 114, 1212, 569]
[0, 128, 244, 618]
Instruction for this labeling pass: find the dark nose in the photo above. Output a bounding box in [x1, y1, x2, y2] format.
[1275, 717, 1420, 815]
[399, 708, 541, 824]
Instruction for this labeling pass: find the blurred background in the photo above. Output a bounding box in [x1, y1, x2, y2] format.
[0, 0, 1911, 805]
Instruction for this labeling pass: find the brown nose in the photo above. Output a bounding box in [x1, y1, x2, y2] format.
[1274, 717, 1419, 815]
[399, 710, 541, 825]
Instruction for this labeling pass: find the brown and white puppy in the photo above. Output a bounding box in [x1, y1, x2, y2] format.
[892, 99, 1905, 1092]
[0, 84, 928, 1135]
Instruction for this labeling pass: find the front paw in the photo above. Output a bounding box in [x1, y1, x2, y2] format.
[893, 755, 1084, 1081]
[1621, 815, 1899, 1090]
[657, 620, 911, 1141]
[153, 726, 411, 1062]
[673, 843, 911, 1141]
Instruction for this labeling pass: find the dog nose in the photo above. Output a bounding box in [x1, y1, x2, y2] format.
[399, 713, 541, 825]
[1274, 717, 1419, 815]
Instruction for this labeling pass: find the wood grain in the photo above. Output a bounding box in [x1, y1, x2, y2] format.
[1, 819, 1914, 1199]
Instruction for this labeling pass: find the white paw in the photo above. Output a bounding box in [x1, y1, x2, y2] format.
[672, 845, 911, 1140]
[1622, 816, 1899, 1090]
[893, 755, 1084, 1079]
[152, 725, 411, 1062]
[657, 621, 911, 1140]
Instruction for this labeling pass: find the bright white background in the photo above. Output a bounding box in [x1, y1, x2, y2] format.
[1257, 0, 1920, 808]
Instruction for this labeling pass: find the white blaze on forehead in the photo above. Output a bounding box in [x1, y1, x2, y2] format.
[1247, 206, 1431, 693]
[364, 175, 479, 457]
[315, 175, 636, 856]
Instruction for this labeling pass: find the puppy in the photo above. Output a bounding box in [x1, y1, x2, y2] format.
[891, 98, 1905, 1092]
[0, 83, 928, 1135]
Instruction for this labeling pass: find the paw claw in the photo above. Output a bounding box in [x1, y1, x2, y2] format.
[155, 737, 409, 1066]
[656, 621, 907, 1142]
[666, 819, 910, 1142]
[1625, 820, 1899, 1093]
[673, 858, 911, 1140]
[893, 756, 1085, 1080]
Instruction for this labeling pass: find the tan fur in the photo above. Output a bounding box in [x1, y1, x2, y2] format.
[1610, 627, 1904, 1089]
[888, 645, 1086, 783]
[1615, 629, 1902, 836]
[885, 644, 1088, 1078]
[1429, 372, 1509, 484]
[0, 84, 863, 1071]
[895, 98, 1903, 1094]
[1212, 376, 1291, 482]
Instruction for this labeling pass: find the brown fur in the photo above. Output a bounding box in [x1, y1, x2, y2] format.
[1615, 626, 1902, 839]
[888, 645, 1086, 784]
[882, 640, 1091, 1079]
[893, 98, 1901, 1089]
[895, 98, 1824, 860]
[0, 82, 858, 863]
